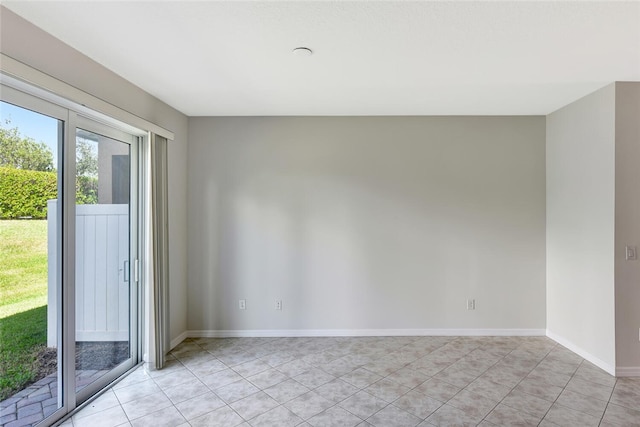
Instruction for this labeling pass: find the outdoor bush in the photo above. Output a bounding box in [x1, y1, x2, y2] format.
[76, 175, 98, 205]
[0, 167, 57, 219]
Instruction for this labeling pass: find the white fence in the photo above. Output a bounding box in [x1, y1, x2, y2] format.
[47, 200, 130, 346]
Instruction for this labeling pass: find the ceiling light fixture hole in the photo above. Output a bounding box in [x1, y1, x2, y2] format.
[292, 47, 313, 56]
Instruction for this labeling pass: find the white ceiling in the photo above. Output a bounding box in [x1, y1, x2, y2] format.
[4, 1, 640, 116]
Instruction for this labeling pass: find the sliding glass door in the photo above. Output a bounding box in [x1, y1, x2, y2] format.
[73, 118, 139, 402]
[0, 97, 65, 425]
[0, 85, 142, 426]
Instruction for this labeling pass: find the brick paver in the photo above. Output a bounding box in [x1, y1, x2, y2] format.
[0, 370, 107, 427]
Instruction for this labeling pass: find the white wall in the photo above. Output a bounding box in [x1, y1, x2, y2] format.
[546, 84, 617, 372]
[0, 7, 189, 344]
[615, 82, 640, 373]
[188, 116, 546, 333]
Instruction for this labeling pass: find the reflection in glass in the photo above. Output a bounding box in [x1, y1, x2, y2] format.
[74, 129, 130, 391]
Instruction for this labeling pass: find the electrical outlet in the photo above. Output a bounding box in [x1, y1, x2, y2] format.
[467, 299, 475, 310]
[275, 300, 282, 310]
[239, 299, 246, 310]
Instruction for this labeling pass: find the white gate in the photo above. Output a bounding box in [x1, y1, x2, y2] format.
[47, 200, 129, 346]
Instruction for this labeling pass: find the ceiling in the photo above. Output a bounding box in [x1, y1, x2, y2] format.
[3, 1, 640, 116]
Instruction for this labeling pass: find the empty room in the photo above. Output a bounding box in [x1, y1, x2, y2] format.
[0, 1, 639, 427]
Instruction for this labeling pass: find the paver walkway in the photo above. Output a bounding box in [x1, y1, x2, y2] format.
[0, 370, 107, 427]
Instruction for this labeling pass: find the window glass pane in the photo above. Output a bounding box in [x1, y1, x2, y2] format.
[74, 128, 131, 392]
[0, 100, 63, 424]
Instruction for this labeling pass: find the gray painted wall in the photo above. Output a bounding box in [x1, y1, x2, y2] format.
[0, 7, 189, 344]
[187, 116, 546, 332]
[546, 82, 640, 374]
[615, 82, 640, 371]
[546, 84, 617, 370]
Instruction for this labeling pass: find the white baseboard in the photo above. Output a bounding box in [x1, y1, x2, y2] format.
[546, 329, 616, 376]
[173, 328, 635, 376]
[616, 366, 640, 377]
[185, 328, 546, 339]
[169, 330, 189, 349]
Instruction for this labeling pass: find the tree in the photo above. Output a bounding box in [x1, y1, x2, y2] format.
[76, 138, 98, 177]
[75, 138, 98, 204]
[0, 120, 100, 205]
[0, 119, 54, 171]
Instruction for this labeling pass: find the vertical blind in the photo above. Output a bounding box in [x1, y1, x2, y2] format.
[150, 133, 169, 369]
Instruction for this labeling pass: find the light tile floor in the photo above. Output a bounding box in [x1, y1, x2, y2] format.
[53, 336, 640, 427]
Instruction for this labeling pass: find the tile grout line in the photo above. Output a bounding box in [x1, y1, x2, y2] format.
[61, 337, 638, 427]
[501, 341, 559, 426]
[191, 340, 247, 425]
[533, 342, 578, 427]
[599, 374, 619, 427]
[228, 337, 618, 426]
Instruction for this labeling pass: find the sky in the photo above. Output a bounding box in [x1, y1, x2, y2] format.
[1, 100, 60, 166]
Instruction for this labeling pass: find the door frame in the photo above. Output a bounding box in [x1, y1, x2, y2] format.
[73, 113, 142, 404]
[1, 83, 146, 425]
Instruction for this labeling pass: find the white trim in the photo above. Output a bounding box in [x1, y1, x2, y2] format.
[616, 367, 640, 377]
[0, 54, 174, 140]
[546, 330, 616, 376]
[76, 331, 129, 341]
[185, 328, 546, 339]
[170, 330, 189, 350]
[76, 203, 129, 216]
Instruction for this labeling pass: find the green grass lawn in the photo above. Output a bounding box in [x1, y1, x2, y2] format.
[0, 220, 50, 401]
[0, 307, 49, 400]
[0, 220, 48, 318]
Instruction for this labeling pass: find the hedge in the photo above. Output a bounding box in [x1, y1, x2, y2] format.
[0, 167, 57, 219]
